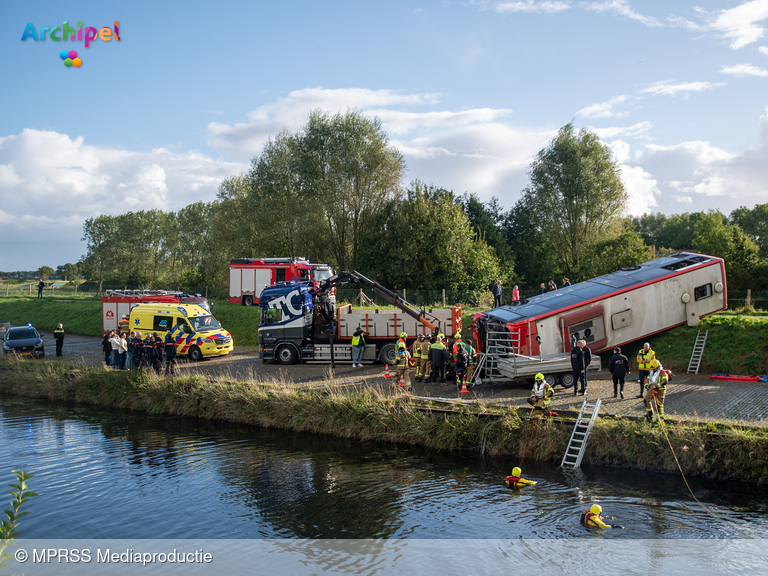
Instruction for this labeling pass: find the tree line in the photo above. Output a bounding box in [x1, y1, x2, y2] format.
[66, 111, 768, 296]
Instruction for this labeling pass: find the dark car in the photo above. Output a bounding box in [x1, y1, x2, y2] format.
[3, 325, 45, 358]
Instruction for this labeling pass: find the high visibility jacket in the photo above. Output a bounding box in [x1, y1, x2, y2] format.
[417, 340, 430, 359]
[352, 332, 366, 347]
[637, 348, 656, 370]
[581, 511, 609, 529]
[396, 338, 407, 352]
[649, 368, 669, 390]
[531, 382, 553, 406]
[429, 342, 449, 367]
[505, 475, 536, 488]
[53, 328, 64, 341]
[412, 340, 423, 359]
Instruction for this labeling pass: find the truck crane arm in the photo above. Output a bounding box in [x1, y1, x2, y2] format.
[314, 270, 441, 332]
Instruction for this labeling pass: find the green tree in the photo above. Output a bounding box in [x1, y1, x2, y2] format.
[81, 215, 118, 292]
[582, 219, 655, 278]
[461, 194, 515, 278]
[36, 266, 54, 280]
[55, 263, 79, 281]
[692, 210, 761, 291]
[358, 181, 501, 291]
[730, 204, 768, 258]
[519, 123, 628, 279]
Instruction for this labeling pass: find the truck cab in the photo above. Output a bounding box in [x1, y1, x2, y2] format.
[258, 282, 315, 364]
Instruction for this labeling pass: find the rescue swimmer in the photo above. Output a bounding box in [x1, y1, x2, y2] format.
[505, 466, 537, 488]
[580, 504, 624, 530]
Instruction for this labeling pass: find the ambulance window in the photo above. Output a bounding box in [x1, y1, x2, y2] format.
[153, 315, 172, 331]
[176, 318, 192, 334]
[275, 268, 286, 283]
[694, 283, 712, 301]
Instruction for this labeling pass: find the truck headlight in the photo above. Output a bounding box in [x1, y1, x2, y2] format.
[203, 338, 214, 343]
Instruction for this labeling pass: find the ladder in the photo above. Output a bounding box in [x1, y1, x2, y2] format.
[687, 329, 709, 374]
[561, 396, 601, 469]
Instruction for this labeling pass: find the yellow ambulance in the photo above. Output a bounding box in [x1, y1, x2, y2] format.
[128, 303, 233, 361]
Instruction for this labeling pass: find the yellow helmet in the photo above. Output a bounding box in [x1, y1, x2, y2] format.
[650, 359, 660, 369]
[454, 332, 462, 340]
[400, 332, 408, 339]
[590, 504, 602, 515]
[512, 466, 521, 477]
[437, 333, 444, 340]
[535, 373, 544, 382]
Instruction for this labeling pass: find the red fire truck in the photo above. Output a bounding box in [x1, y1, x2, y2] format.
[102, 290, 211, 335]
[228, 257, 334, 306]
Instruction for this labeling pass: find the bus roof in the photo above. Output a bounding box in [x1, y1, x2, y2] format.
[485, 252, 721, 323]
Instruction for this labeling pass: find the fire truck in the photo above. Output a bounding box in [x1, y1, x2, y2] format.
[228, 257, 334, 306]
[258, 270, 461, 365]
[101, 290, 211, 335]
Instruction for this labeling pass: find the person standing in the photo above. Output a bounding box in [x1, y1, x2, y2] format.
[429, 334, 449, 386]
[644, 359, 670, 422]
[636, 342, 656, 398]
[412, 334, 429, 382]
[571, 339, 591, 395]
[37, 279, 45, 299]
[608, 346, 630, 398]
[548, 280, 557, 291]
[109, 331, 121, 369]
[117, 333, 128, 370]
[126, 331, 135, 370]
[537, 283, 546, 295]
[133, 332, 144, 370]
[394, 342, 412, 389]
[118, 315, 130, 336]
[562, 277, 571, 287]
[351, 327, 367, 368]
[152, 334, 164, 373]
[512, 285, 520, 302]
[491, 280, 502, 308]
[53, 323, 64, 356]
[164, 332, 177, 376]
[102, 331, 112, 366]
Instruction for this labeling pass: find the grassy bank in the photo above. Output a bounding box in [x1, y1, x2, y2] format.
[2, 359, 768, 483]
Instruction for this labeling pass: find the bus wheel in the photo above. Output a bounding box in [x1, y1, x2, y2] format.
[379, 344, 396, 365]
[559, 372, 575, 389]
[276, 344, 298, 365]
[189, 346, 203, 362]
[243, 295, 254, 307]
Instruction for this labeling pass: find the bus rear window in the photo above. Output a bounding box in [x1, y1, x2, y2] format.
[694, 284, 713, 301]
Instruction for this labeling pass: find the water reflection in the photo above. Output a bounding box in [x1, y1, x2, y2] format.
[1, 397, 767, 540]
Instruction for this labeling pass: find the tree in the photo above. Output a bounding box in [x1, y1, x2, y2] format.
[693, 211, 761, 291]
[358, 181, 501, 291]
[81, 215, 118, 292]
[55, 263, 79, 281]
[36, 266, 54, 280]
[461, 194, 515, 275]
[519, 123, 628, 279]
[730, 204, 768, 258]
[582, 219, 655, 278]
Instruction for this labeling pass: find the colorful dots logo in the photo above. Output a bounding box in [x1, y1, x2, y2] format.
[60, 49, 81, 68]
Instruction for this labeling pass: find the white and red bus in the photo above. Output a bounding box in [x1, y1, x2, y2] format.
[228, 257, 333, 306]
[472, 252, 727, 358]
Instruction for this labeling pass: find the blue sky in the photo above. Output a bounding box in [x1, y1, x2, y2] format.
[2, 0, 768, 271]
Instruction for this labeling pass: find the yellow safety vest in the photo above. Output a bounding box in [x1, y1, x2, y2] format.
[637, 348, 656, 370]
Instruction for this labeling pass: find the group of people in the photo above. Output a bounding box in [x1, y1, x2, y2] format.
[491, 280, 520, 308]
[386, 331, 477, 389]
[505, 467, 621, 529]
[536, 277, 571, 295]
[101, 329, 178, 375]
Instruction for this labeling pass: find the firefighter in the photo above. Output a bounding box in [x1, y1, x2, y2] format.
[394, 339, 412, 389]
[118, 315, 130, 335]
[396, 332, 408, 354]
[429, 334, 449, 386]
[636, 342, 656, 398]
[580, 504, 617, 529]
[528, 373, 554, 414]
[423, 334, 434, 381]
[464, 340, 477, 384]
[142, 333, 155, 372]
[644, 359, 670, 422]
[451, 332, 464, 360]
[412, 334, 429, 382]
[152, 334, 164, 373]
[505, 466, 537, 488]
[53, 323, 64, 356]
[133, 332, 144, 370]
[164, 332, 177, 376]
[454, 341, 469, 388]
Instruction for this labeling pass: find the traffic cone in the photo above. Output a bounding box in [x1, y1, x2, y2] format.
[460, 379, 469, 394]
[398, 375, 406, 387]
[383, 364, 391, 378]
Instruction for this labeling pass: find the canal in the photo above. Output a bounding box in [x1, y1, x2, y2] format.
[2, 396, 767, 574]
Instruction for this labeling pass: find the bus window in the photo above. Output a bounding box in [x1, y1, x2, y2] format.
[694, 283, 713, 301]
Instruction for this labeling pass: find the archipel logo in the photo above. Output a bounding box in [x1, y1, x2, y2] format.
[21, 21, 120, 68]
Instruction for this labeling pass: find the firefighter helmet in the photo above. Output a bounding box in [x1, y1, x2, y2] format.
[590, 504, 602, 515]
[454, 332, 461, 339]
[650, 359, 661, 369]
[418, 333, 425, 339]
[535, 373, 544, 382]
[512, 466, 521, 477]
[400, 332, 407, 339]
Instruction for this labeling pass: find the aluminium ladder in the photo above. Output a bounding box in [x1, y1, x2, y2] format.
[561, 396, 601, 469]
[687, 329, 709, 374]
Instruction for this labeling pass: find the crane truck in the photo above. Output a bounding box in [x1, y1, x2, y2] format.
[258, 270, 462, 365]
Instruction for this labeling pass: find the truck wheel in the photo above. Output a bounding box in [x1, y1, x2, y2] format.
[243, 295, 254, 307]
[379, 343, 396, 365]
[276, 344, 298, 365]
[560, 372, 575, 389]
[544, 374, 557, 387]
[188, 346, 203, 362]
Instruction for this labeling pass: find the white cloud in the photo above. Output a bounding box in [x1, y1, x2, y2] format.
[583, 0, 662, 27]
[760, 46, 768, 54]
[591, 121, 652, 140]
[720, 63, 768, 76]
[493, 1, 571, 14]
[576, 95, 629, 119]
[639, 81, 726, 96]
[708, 0, 768, 49]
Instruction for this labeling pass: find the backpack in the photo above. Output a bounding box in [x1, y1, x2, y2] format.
[456, 346, 469, 368]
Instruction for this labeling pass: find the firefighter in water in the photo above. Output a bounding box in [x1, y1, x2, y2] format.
[636, 342, 656, 398]
[580, 504, 617, 529]
[394, 332, 412, 388]
[528, 373, 554, 414]
[505, 466, 537, 488]
[644, 359, 670, 422]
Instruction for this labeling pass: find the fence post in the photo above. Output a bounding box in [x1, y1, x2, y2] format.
[403, 288, 406, 300]
[5, 284, 8, 296]
[29, 284, 31, 297]
[74, 281, 77, 295]
[746, 289, 752, 308]
[442, 289, 445, 307]
[205, 286, 208, 299]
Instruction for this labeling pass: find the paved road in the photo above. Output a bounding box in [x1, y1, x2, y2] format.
[16, 330, 768, 427]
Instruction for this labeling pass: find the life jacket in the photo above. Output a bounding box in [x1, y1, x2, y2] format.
[581, 511, 596, 527]
[455, 346, 469, 368]
[505, 475, 521, 488]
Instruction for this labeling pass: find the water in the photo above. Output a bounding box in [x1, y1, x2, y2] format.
[2, 396, 767, 542]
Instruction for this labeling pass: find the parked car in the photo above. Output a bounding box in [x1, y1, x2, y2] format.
[3, 325, 45, 358]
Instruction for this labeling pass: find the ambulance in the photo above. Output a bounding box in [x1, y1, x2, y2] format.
[128, 303, 234, 361]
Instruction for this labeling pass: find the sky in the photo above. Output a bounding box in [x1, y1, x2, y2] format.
[2, 0, 768, 271]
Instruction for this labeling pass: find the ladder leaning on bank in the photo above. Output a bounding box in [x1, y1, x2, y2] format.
[561, 396, 602, 469]
[687, 329, 709, 374]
